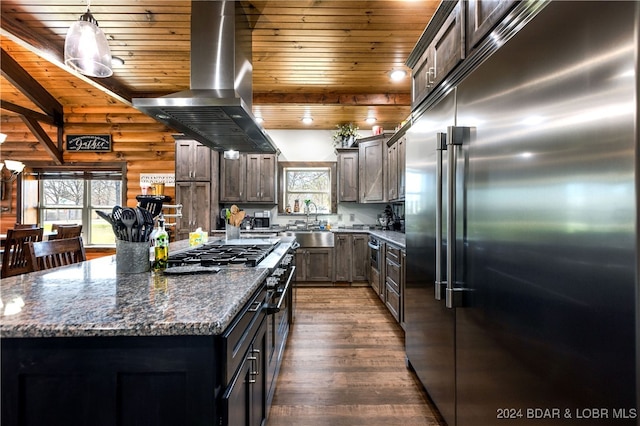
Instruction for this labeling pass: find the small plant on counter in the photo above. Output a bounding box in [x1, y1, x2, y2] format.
[333, 123, 361, 147]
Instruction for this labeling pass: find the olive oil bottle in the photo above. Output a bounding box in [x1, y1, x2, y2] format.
[152, 214, 169, 271]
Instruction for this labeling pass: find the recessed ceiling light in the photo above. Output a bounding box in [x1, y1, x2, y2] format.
[365, 116, 377, 124]
[301, 116, 313, 124]
[255, 116, 264, 124]
[389, 69, 407, 81]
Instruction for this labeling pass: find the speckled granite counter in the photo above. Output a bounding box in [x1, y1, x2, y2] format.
[331, 228, 405, 249]
[0, 238, 297, 338]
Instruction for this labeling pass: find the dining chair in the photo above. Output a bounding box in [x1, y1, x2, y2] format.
[1, 228, 44, 278]
[26, 237, 86, 272]
[51, 224, 83, 240]
[14, 223, 38, 229]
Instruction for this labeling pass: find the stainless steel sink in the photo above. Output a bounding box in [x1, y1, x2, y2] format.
[280, 231, 334, 247]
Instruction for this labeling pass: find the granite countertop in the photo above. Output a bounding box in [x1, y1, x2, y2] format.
[331, 228, 406, 249]
[0, 238, 296, 339]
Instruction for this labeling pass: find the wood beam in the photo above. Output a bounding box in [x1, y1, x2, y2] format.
[1, 100, 55, 126]
[1, 48, 63, 126]
[253, 92, 411, 106]
[20, 115, 63, 165]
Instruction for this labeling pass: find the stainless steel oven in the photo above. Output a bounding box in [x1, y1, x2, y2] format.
[265, 251, 295, 410]
[368, 236, 381, 271]
[368, 236, 383, 298]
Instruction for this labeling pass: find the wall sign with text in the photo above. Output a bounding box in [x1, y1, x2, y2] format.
[66, 135, 112, 152]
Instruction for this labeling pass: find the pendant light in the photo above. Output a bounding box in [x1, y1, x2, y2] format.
[64, 0, 113, 78]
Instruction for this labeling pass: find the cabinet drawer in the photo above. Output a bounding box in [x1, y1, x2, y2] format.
[222, 286, 267, 383]
[386, 259, 400, 292]
[386, 245, 401, 263]
[385, 284, 400, 322]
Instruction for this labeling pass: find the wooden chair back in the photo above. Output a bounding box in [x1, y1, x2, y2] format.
[51, 224, 83, 240]
[27, 237, 86, 272]
[1, 228, 44, 277]
[14, 223, 38, 229]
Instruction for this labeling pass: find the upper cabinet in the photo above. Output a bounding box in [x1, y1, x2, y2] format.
[387, 129, 407, 202]
[409, 0, 520, 109]
[245, 154, 276, 203]
[175, 139, 212, 182]
[466, 0, 517, 52]
[412, 1, 464, 106]
[358, 134, 390, 203]
[220, 153, 276, 204]
[336, 148, 359, 202]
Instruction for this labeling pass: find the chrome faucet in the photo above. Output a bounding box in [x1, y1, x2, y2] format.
[304, 201, 318, 229]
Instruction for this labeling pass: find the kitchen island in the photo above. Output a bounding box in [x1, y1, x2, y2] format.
[1, 237, 293, 426]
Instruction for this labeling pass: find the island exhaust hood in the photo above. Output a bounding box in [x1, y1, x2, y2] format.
[133, 1, 276, 153]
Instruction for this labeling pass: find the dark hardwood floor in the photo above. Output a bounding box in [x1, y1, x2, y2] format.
[267, 286, 445, 426]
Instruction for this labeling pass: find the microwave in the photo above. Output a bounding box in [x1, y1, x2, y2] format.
[254, 217, 271, 229]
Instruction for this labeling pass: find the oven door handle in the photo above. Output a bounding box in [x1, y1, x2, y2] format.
[367, 242, 379, 250]
[276, 266, 295, 310]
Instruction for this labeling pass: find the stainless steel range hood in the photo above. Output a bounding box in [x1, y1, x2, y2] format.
[133, 1, 276, 153]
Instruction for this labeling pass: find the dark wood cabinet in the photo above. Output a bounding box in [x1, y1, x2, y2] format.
[221, 318, 266, 426]
[387, 134, 407, 201]
[245, 154, 276, 203]
[433, 1, 465, 87]
[411, 1, 464, 105]
[358, 134, 390, 203]
[398, 136, 406, 199]
[175, 181, 211, 240]
[334, 233, 369, 283]
[2, 335, 218, 426]
[220, 153, 276, 204]
[336, 148, 359, 202]
[175, 139, 212, 181]
[296, 248, 334, 282]
[384, 243, 405, 325]
[175, 138, 216, 240]
[466, 0, 517, 52]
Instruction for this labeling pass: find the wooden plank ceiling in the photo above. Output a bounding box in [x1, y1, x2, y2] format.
[1, 0, 439, 136]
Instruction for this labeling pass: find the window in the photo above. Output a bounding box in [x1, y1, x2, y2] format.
[278, 162, 337, 214]
[36, 168, 124, 246]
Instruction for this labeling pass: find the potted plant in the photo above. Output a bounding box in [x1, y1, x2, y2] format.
[333, 123, 361, 148]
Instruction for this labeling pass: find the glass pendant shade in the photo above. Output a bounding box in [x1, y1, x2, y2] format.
[64, 10, 113, 78]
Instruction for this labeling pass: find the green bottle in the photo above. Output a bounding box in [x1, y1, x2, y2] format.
[153, 214, 169, 271]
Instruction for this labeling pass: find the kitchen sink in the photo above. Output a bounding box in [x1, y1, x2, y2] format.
[279, 231, 334, 247]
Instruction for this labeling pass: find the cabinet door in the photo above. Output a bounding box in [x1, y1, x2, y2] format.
[337, 150, 358, 202]
[412, 45, 435, 105]
[359, 138, 386, 203]
[432, 1, 464, 87]
[175, 182, 211, 240]
[305, 248, 334, 282]
[334, 234, 352, 282]
[246, 154, 276, 203]
[175, 140, 194, 181]
[220, 154, 246, 202]
[175, 140, 211, 181]
[387, 142, 398, 201]
[466, 0, 517, 51]
[398, 136, 406, 199]
[352, 234, 369, 282]
[193, 142, 212, 181]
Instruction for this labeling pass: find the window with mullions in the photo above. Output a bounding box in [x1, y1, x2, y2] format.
[37, 169, 123, 245]
[278, 162, 337, 214]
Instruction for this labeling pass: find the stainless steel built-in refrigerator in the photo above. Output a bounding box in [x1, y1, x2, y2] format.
[405, 2, 639, 425]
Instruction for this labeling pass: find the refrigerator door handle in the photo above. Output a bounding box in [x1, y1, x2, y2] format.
[435, 132, 448, 301]
[446, 126, 471, 309]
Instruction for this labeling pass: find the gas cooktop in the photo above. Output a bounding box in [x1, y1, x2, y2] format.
[167, 240, 279, 268]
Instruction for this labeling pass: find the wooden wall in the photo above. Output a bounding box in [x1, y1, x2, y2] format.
[0, 104, 178, 243]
